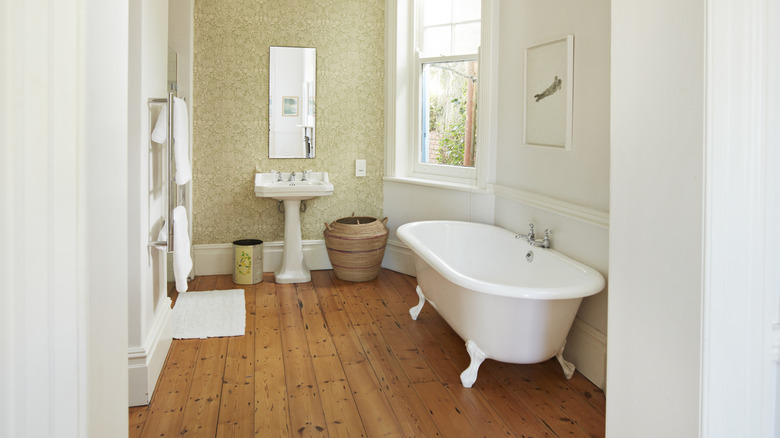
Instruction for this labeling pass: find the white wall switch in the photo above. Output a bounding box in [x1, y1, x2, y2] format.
[356, 159, 366, 177]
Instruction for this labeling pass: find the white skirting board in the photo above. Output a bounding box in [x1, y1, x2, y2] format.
[128, 298, 173, 406]
[193, 240, 332, 276]
[565, 318, 608, 389]
[381, 239, 416, 276]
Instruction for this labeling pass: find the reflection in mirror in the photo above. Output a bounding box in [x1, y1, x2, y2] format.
[269, 46, 316, 158]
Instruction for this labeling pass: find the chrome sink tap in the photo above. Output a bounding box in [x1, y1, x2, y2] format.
[301, 169, 312, 181]
[289, 171, 296, 181]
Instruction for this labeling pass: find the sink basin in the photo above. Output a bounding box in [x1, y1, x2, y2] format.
[254, 171, 334, 283]
[254, 172, 333, 201]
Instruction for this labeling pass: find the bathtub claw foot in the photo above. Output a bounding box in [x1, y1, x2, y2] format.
[555, 340, 576, 379]
[409, 286, 426, 320]
[460, 340, 486, 388]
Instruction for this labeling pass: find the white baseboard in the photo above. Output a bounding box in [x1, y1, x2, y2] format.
[566, 318, 608, 390]
[381, 239, 416, 276]
[128, 298, 173, 406]
[193, 244, 234, 276]
[193, 240, 332, 276]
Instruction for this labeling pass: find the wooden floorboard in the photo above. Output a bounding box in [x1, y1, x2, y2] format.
[297, 281, 368, 437]
[177, 337, 229, 437]
[215, 284, 256, 438]
[254, 275, 291, 437]
[129, 405, 149, 438]
[132, 269, 605, 437]
[277, 282, 329, 436]
[313, 271, 405, 437]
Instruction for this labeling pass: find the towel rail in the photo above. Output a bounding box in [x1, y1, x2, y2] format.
[147, 92, 177, 253]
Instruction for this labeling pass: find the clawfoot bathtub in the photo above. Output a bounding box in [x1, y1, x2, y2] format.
[397, 221, 604, 388]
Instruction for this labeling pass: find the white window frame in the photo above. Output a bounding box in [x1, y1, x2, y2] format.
[413, 53, 479, 181]
[385, 0, 498, 189]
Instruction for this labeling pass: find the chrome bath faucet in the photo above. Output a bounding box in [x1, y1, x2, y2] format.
[519, 223, 552, 248]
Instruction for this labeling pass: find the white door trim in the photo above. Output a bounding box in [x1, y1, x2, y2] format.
[701, 0, 780, 435]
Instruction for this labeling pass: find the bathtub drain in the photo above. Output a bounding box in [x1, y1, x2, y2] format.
[526, 250, 534, 262]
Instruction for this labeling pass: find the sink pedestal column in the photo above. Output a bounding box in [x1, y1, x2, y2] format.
[275, 199, 310, 283]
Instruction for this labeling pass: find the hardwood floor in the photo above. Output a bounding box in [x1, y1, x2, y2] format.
[129, 269, 605, 437]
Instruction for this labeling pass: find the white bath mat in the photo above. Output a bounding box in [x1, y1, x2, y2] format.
[172, 289, 246, 339]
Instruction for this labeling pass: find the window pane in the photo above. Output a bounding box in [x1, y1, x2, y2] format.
[452, 0, 480, 22]
[452, 22, 480, 55]
[422, 26, 452, 57]
[419, 0, 480, 57]
[422, 0, 452, 26]
[421, 60, 478, 167]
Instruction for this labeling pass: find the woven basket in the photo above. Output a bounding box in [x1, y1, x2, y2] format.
[324, 215, 389, 282]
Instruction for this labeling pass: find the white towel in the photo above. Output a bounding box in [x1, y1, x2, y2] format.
[173, 206, 192, 293]
[173, 97, 191, 185]
[151, 103, 168, 144]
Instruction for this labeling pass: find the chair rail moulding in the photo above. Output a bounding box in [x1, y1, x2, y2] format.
[493, 185, 609, 229]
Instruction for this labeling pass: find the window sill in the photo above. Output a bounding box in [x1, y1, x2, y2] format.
[383, 176, 494, 194]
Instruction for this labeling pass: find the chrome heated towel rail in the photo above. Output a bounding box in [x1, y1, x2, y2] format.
[147, 92, 177, 253]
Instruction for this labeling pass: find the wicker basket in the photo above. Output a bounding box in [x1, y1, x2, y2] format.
[324, 215, 389, 282]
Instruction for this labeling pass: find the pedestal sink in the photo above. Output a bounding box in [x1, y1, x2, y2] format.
[254, 171, 334, 283]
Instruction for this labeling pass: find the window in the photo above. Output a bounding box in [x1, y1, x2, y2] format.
[415, 0, 481, 180]
[386, 0, 496, 187]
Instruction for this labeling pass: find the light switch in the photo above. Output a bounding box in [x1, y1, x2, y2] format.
[356, 159, 366, 177]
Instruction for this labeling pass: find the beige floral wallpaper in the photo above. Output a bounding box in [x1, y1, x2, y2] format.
[193, 0, 385, 244]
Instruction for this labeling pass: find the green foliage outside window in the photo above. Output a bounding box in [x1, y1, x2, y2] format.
[425, 61, 477, 167]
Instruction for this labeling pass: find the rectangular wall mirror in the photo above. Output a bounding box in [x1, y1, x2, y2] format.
[269, 46, 316, 158]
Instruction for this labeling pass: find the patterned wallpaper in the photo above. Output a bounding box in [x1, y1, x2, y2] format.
[193, 0, 385, 244]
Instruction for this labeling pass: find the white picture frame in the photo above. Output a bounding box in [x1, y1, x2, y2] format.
[523, 35, 574, 150]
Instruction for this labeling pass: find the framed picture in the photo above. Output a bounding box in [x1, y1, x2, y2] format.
[523, 35, 574, 149]
[282, 96, 298, 116]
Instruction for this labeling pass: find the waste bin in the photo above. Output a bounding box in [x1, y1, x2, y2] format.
[233, 239, 263, 284]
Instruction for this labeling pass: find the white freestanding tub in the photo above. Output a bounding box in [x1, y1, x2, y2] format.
[397, 221, 605, 388]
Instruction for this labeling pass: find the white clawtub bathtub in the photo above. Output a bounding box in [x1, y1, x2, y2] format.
[397, 221, 605, 388]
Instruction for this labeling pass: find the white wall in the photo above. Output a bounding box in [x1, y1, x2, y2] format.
[607, 0, 705, 435]
[169, 0, 193, 106]
[127, 0, 173, 407]
[0, 0, 129, 436]
[493, 0, 611, 387]
[608, 0, 780, 436]
[495, 0, 610, 211]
